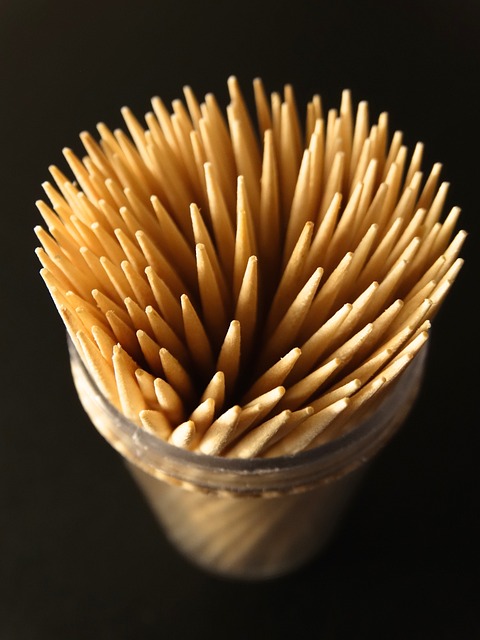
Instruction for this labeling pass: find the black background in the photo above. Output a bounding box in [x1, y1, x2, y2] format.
[1, 1, 479, 638]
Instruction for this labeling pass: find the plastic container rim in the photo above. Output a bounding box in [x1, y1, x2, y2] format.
[68, 336, 427, 494]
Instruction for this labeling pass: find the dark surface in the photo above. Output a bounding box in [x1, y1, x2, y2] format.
[1, 1, 479, 638]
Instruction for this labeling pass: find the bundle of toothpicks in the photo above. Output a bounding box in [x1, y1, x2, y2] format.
[36, 77, 465, 458]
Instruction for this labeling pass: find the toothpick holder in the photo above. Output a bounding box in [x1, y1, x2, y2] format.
[69, 338, 427, 580]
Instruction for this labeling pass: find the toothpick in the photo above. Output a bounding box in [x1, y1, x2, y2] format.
[36, 80, 464, 458]
[198, 405, 242, 456]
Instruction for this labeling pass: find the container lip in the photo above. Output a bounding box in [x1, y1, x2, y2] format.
[68, 336, 427, 492]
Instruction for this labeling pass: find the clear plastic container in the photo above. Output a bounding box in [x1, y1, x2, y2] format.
[69, 339, 427, 579]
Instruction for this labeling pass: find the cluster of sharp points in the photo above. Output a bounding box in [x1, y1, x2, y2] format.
[35, 77, 465, 458]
